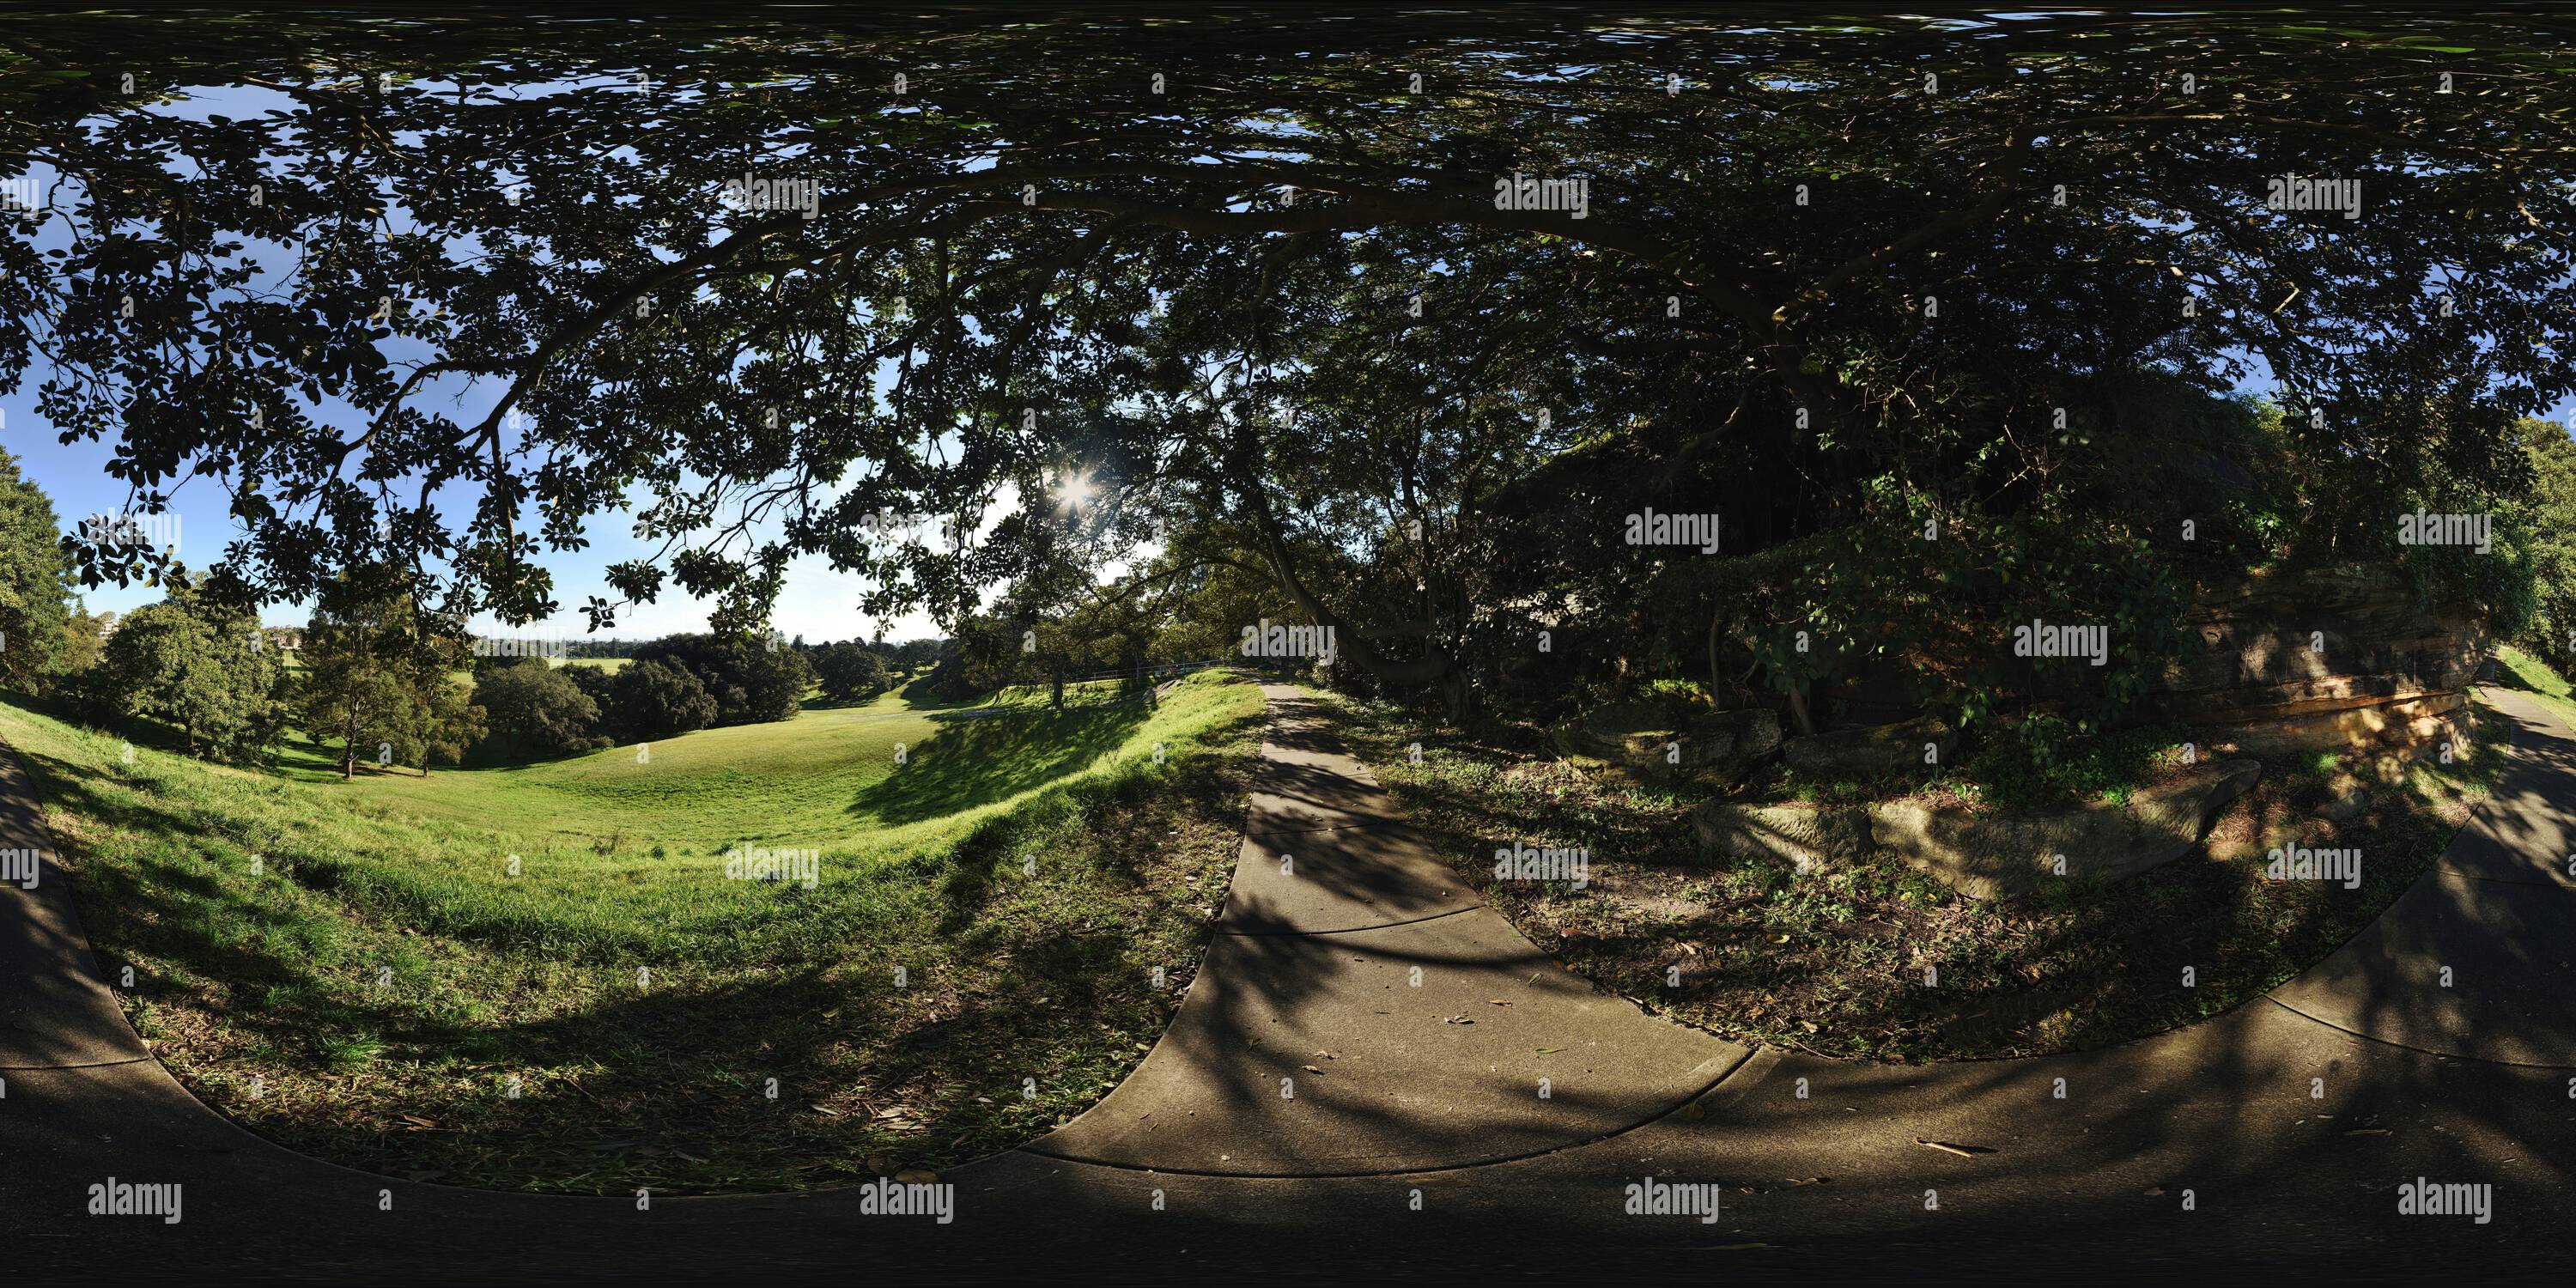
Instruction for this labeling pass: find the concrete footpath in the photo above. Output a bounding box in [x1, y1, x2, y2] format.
[3, 682, 2573, 1283]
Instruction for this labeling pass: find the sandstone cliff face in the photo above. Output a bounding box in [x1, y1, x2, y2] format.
[2147, 564, 2487, 756]
[1681, 564, 2487, 901]
[1692, 759, 2263, 900]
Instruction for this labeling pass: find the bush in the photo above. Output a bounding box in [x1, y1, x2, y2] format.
[471, 664, 608, 761]
[1634, 677, 1718, 722]
[607, 659, 718, 742]
[1960, 712, 2187, 811]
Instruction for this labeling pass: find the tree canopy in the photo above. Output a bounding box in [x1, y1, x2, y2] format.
[0, 447, 70, 689]
[9, 9, 2572, 719]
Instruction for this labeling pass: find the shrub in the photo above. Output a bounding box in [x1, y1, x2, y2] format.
[1960, 711, 2187, 811]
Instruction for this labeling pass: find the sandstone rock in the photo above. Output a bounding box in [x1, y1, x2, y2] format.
[2135, 564, 2486, 759]
[1867, 759, 2261, 900]
[2210, 817, 2302, 863]
[2318, 771, 2372, 823]
[1782, 717, 1954, 780]
[1550, 702, 1781, 786]
[2199, 693, 2467, 759]
[1691, 801, 1874, 872]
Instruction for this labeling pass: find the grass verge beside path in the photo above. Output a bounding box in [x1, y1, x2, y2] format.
[1307, 682, 2505, 1063]
[0, 671, 1264, 1194]
[2492, 642, 2576, 730]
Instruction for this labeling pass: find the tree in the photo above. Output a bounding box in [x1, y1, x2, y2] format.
[2515, 417, 2576, 676]
[59, 602, 110, 677]
[471, 662, 607, 761]
[813, 642, 891, 702]
[297, 572, 477, 779]
[562, 661, 618, 714]
[18, 13, 2573, 720]
[629, 634, 811, 725]
[420, 677, 486, 775]
[88, 578, 289, 760]
[605, 659, 719, 743]
[0, 447, 70, 691]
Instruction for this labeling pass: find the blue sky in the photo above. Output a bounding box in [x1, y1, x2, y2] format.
[5, 416, 950, 641]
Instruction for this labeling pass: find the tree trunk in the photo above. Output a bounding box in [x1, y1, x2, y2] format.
[1245, 507, 1476, 722]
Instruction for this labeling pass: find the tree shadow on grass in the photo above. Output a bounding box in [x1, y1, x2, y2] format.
[5, 728, 1261, 1192]
[848, 702, 1151, 826]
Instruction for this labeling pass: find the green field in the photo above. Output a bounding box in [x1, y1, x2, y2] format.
[2, 670, 1266, 1193]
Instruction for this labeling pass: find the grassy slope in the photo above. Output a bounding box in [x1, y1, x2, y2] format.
[2, 671, 1265, 1193]
[2492, 642, 2576, 728]
[1309, 678, 2505, 1062]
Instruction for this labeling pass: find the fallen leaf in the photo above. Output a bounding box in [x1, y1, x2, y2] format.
[399, 1115, 436, 1129]
[1912, 1136, 1991, 1157]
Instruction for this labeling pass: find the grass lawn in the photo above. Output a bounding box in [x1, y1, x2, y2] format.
[2490, 642, 2576, 728]
[963, 677, 1135, 710]
[1308, 679, 2506, 1062]
[1, 671, 1265, 1193]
